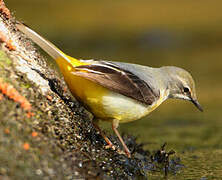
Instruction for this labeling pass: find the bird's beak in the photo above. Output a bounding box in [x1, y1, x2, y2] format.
[191, 98, 203, 112]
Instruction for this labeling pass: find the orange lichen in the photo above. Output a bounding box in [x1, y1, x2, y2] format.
[31, 131, 38, 137]
[0, 23, 16, 51]
[5, 39, 16, 51]
[26, 111, 34, 118]
[46, 95, 52, 101]
[0, 78, 34, 117]
[4, 128, 10, 134]
[0, 0, 11, 19]
[23, 143, 30, 150]
[63, 87, 67, 93]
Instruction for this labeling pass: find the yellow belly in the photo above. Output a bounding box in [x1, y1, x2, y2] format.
[65, 74, 111, 119]
[56, 57, 110, 118]
[65, 73, 152, 122]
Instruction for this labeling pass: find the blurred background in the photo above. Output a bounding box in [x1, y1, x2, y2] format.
[7, 0, 222, 178]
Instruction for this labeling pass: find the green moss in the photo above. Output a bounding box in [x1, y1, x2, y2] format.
[20, 83, 31, 89]
[0, 50, 12, 66]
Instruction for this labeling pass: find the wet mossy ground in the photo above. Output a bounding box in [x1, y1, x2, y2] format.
[0, 3, 183, 179]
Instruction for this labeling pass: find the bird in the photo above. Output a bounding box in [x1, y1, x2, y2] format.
[16, 23, 203, 158]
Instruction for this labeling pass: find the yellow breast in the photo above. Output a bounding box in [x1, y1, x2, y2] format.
[56, 57, 111, 118]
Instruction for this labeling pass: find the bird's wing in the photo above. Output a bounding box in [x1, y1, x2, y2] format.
[72, 61, 160, 105]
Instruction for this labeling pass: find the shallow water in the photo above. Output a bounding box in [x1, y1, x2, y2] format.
[8, 0, 222, 178]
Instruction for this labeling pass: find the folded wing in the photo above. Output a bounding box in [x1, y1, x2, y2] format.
[72, 61, 160, 105]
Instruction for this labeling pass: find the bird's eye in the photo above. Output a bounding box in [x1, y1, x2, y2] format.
[183, 87, 190, 93]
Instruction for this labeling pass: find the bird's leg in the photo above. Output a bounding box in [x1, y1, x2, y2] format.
[112, 119, 131, 158]
[92, 121, 116, 150]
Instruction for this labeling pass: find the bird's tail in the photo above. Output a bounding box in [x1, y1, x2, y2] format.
[16, 23, 85, 67]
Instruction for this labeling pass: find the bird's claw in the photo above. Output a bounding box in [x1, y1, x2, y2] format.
[105, 144, 116, 151]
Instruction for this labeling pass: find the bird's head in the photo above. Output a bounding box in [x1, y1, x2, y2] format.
[161, 66, 203, 112]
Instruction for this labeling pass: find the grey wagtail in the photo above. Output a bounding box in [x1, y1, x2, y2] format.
[17, 23, 203, 158]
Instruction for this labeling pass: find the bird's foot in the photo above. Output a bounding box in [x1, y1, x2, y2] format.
[105, 144, 116, 151]
[117, 148, 131, 158]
